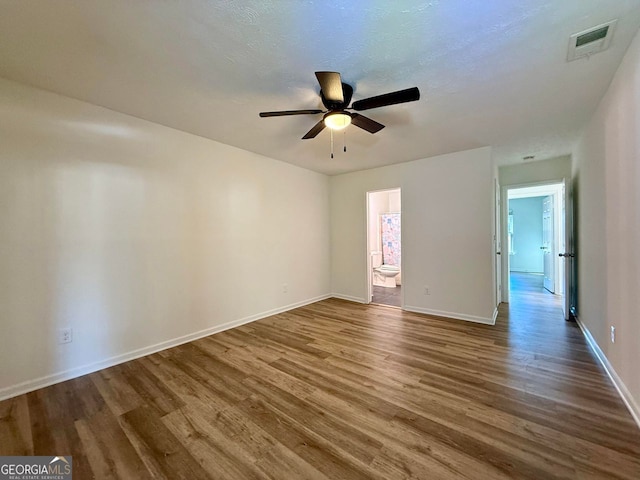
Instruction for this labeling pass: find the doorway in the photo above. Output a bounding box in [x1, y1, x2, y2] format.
[366, 188, 402, 307]
[505, 182, 565, 310]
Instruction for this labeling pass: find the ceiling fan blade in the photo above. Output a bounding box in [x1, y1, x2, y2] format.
[315, 71, 344, 103]
[350, 113, 385, 134]
[259, 109, 323, 117]
[351, 87, 420, 111]
[302, 119, 326, 139]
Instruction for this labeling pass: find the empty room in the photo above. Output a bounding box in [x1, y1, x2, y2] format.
[1, 1, 639, 479]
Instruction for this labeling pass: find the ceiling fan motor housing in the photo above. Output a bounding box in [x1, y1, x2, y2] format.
[321, 82, 353, 110]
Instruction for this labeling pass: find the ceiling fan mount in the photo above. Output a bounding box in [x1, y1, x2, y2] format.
[259, 71, 420, 140]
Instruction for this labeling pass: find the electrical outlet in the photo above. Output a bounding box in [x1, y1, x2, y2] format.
[424, 285, 430, 295]
[58, 327, 73, 344]
[611, 326, 616, 343]
[282, 283, 288, 294]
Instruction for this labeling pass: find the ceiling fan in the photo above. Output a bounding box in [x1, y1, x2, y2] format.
[259, 72, 420, 140]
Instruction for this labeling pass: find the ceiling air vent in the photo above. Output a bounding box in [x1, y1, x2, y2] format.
[567, 20, 617, 61]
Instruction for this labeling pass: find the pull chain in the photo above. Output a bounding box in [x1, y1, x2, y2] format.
[343, 130, 347, 153]
[330, 129, 334, 158]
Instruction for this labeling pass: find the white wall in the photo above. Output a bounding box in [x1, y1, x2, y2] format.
[573, 28, 640, 422]
[509, 197, 544, 273]
[0, 78, 331, 398]
[367, 191, 389, 253]
[331, 147, 496, 323]
[388, 190, 401, 212]
[499, 155, 572, 186]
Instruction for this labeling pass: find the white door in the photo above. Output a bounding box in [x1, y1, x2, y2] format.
[542, 195, 554, 293]
[495, 179, 502, 305]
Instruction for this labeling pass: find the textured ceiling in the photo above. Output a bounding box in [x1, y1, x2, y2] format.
[1, 1, 639, 175]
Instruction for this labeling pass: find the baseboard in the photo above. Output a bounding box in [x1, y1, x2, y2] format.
[0, 293, 332, 402]
[330, 293, 367, 304]
[492, 307, 499, 323]
[403, 305, 496, 325]
[575, 316, 640, 429]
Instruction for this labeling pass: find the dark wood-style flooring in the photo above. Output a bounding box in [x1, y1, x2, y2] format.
[1, 276, 639, 479]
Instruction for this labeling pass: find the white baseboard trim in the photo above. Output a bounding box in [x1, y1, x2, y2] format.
[0, 293, 332, 402]
[575, 316, 640, 429]
[330, 293, 367, 304]
[403, 305, 496, 325]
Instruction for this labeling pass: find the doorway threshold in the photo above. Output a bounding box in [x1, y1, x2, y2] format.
[370, 302, 402, 310]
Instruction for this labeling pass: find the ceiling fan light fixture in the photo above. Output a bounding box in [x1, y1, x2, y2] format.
[324, 111, 351, 130]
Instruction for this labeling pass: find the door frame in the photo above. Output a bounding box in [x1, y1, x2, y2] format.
[494, 178, 502, 306]
[542, 194, 556, 293]
[501, 180, 567, 307]
[365, 188, 403, 307]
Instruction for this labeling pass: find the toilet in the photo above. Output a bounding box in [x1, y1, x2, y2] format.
[371, 252, 400, 288]
[377, 264, 401, 278]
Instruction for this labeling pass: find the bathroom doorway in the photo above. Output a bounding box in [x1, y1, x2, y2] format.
[366, 188, 402, 307]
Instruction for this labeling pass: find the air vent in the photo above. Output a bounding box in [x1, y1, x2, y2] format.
[567, 20, 617, 62]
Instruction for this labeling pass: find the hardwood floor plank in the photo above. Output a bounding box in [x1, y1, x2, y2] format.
[242, 375, 384, 465]
[254, 442, 333, 480]
[75, 408, 153, 480]
[0, 395, 33, 455]
[306, 389, 514, 480]
[118, 359, 185, 416]
[236, 393, 384, 480]
[207, 406, 279, 461]
[245, 322, 333, 360]
[27, 384, 95, 479]
[169, 343, 254, 405]
[392, 408, 576, 479]
[370, 443, 508, 480]
[270, 356, 402, 418]
[463, 402, 640, 480]
[25, 390, 55, 455]
[162, 406, 271, 480]
[119, 404, 211, 480]
[90, 365, 144, 416]
[308, 338, 391, 366]
[215, 346, 317, 399]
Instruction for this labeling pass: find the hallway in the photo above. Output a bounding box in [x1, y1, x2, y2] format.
[508, 271, 565, 328]
[509, 272, 562, 311]
[504, 272, 572, 357]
